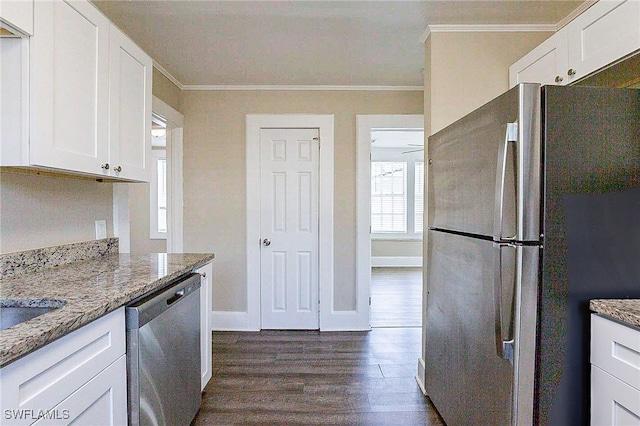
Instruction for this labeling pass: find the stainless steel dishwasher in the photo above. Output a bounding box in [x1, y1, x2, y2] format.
[126, 272, 201, 426]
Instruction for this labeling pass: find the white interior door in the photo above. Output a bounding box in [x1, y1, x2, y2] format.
[260, 128, 319, 329]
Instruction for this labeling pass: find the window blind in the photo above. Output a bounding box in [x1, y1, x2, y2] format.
[414, 161, 424, 233]
[371, 161, 406, 233]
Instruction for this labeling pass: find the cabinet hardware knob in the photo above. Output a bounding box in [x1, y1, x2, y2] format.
[567, 69, 577, 76]
[101, 163, 110, 170]
[114, 166, 122, 172]
[554, 76, 563, 83]
[201, 272, 207, 278]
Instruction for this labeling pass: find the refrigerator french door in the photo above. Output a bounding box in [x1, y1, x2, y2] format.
[425, 83, 640, 425]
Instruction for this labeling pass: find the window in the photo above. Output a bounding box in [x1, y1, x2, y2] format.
[371, 162, 407, 233]
[414, 161, 424, 233]
[150, 149, 167, 239]
[370, 152, 424, 238]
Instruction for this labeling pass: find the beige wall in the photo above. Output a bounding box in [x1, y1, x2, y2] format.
[372, 240, 422, 257]
[181, 90, 423, 312]
[153, 68, 183, 113]
[128, 181, 167, 254]
[0, 171, 114, 254]
[426, 31, 552, 136]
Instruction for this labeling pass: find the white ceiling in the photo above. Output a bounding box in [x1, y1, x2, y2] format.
[92, 0, 585, 88]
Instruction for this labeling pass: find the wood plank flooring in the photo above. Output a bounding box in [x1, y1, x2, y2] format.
[370, 267, 422, 328]
[193, 327, 444, 425]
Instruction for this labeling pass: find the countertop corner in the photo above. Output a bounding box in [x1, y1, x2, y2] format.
[590, 299, 640, 329]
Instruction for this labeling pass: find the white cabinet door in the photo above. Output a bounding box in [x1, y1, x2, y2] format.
[509, 28, 568, 87]
[30, 0, 110, 177]
[108, 24, 152, 182]
[591, 365, 640, 425]
[31, 355, 127, 426]
[567, 0, 640, 83]
[0, 0, 33, 35]
[0, 308, 125, 425]
[198, 262, 213, 390]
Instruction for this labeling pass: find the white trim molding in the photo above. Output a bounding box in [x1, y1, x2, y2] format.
[420, 1, 598, 44]
[153, 60, 184, 91]
[416, 357, 427, 395]
[246, 114, 338, 331]
[184, 85, 423, 91]
[210, 311, 256, 331]
[372, 256, 423, 268]
[356, 114, 424, 332]
[421, 24, 556, 43]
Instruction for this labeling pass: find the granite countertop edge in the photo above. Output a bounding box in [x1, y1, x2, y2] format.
[590, 299, 640, 329]
[0, 253, 214, 368]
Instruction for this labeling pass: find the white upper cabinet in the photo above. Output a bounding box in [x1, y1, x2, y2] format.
[509, 28, 568, 86]
[510, 0, 640, 87]
[0, 0, 34, 35]
[108, 24, 152, 181]
[30, 0, 111, 178]
[1, 0, 152, 182]
[566, 0, 640, 83]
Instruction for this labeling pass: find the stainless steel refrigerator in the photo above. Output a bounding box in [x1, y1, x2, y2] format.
[425, 83, 640, 425]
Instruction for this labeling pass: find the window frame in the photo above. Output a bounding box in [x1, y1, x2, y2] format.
[150, 148, 167, 240]
[370, 148, 423, 241]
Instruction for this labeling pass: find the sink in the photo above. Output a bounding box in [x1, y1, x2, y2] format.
[0, 299, 66, 331]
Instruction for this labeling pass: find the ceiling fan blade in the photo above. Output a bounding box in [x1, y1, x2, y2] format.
[401, 148, 424, 154]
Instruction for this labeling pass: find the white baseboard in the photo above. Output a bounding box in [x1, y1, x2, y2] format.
[320, 310, 370, 331]
[211, 310, 371, 332]
[371, 256, 422, 267]
[210, 311, 259, 331]
[415, 357, 427, 395]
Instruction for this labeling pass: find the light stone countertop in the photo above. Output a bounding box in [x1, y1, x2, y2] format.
[590, 299, 640, 329]
[0, 252, 214, 367]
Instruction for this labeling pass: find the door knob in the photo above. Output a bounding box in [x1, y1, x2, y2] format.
[262, 239, 271, 247]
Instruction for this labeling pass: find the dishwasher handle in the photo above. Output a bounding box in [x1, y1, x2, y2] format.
[126, 273, 201, 330]
[166, 289, 185, 306]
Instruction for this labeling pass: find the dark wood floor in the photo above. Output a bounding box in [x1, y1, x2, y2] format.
[193, 327, 444, 425]
[371, 267, 422, 328]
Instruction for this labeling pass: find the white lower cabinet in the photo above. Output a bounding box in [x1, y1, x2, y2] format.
[0, 308, 127, 426]
[198, 262, 213, 390]
[591, 314, 640, 425]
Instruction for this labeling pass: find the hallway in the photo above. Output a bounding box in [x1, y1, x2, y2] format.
[370, 267, 422, 328]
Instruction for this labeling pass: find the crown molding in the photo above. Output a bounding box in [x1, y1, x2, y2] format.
[556, 0, 597, 30]
[421, 1, 598, 44]
[153, 60, 184, 90]
[182, 85, 424, 91]
[152, 62, 423, 91]
[421, 24, 556, 43]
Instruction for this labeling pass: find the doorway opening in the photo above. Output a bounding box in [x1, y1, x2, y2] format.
[356, 115, 424, 329]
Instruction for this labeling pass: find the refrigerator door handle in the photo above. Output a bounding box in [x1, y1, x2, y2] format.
[494, 122, 519, 241]
[493, 242, 517, 364]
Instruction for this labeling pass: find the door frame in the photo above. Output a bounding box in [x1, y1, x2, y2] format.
[112, 96, 183, 253]
[355, 114, 425, 327]
[246, 115, 334, 331]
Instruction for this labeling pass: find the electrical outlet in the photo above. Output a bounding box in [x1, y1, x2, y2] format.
[95, 220, 107, 240]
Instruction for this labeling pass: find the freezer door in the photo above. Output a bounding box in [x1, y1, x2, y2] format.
[425, 230, 539, 426]
[428, 83, 541, 242]
[425, 230, 512, 425]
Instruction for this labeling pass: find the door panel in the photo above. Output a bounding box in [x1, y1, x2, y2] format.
[425, 230, 513, 426]
[428, 84, 541, 242]
[260, 128, 319, 329]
